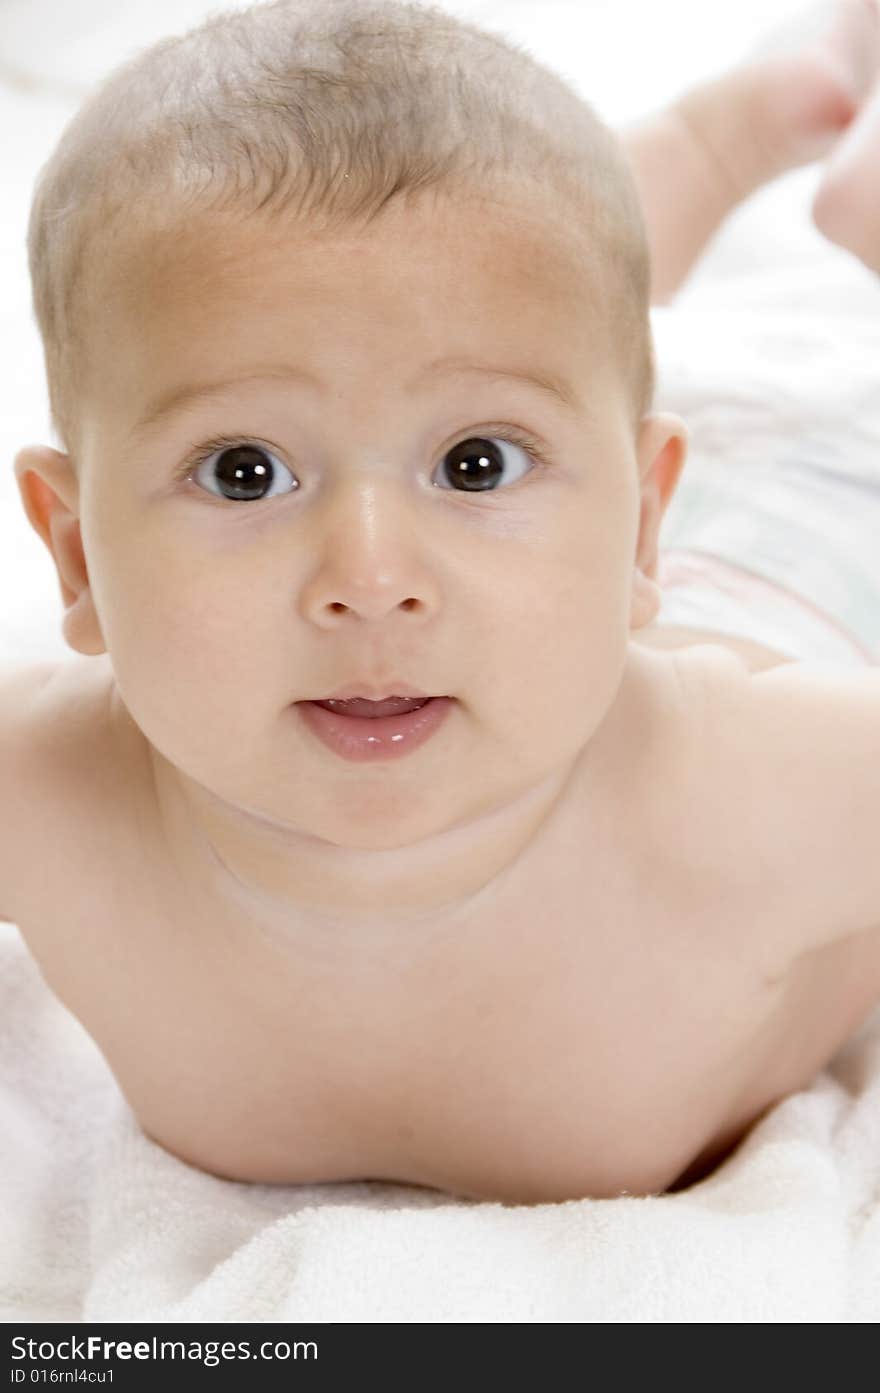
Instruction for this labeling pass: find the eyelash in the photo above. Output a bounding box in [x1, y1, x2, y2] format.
[174, 424, 554, 489]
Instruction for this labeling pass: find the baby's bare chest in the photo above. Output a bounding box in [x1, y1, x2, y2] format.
[19, 803, 829, 1202]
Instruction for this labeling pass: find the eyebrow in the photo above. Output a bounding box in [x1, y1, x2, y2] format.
[132, 356, 584, 436]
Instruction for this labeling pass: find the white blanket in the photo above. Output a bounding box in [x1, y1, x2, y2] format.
[3, 0, 880, 1325]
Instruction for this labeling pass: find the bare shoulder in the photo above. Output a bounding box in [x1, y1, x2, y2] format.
[631, 641, 810, 972]
[674, 645, 880, 969]
[743, 658, 880, 956]
[0, 658, 64, 923]
[0, 654, 129, 926]
[17, 653, 119, 774]
[626, 638, 755, 793]
[601, 642, 761, 896]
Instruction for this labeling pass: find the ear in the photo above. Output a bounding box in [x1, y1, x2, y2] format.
[629, 411, 689, 632]
[13, 445, 107, 656]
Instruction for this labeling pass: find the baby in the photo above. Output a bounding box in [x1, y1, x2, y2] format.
[4, 0, 880, 1205]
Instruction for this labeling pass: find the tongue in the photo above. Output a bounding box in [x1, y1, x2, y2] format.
[315, 696, 431, 718]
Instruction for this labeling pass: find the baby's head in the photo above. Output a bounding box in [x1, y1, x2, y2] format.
[15, 0, 687, 858]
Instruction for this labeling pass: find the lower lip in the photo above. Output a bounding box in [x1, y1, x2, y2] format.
[296, 696, 455, 762]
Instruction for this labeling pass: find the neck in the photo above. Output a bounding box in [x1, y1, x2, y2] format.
[151, 746, 578, 933]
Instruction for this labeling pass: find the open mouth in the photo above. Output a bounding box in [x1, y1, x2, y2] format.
[296, 695, 454, 761]
[312, 695, 434, 718]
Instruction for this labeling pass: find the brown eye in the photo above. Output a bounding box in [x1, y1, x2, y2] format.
[436, 436, 534, 493]
[192, 442, 298, 503]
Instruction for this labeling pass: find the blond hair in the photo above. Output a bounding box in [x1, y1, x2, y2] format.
[26, 0, 655, 457]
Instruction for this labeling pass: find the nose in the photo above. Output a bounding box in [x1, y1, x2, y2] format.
[299, 477, 441, 626]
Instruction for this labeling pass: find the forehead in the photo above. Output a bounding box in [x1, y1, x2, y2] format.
[88, 188, 607, 425]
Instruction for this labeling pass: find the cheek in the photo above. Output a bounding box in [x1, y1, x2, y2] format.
[140, 570, 281, 683]
[480, 528, 630, 737]
[92, 546, 284, 785]
[530, 506, 632, 633]
[85, 508, 282, 708]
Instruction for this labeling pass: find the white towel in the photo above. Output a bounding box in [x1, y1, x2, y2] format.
[1, 923, 879, 1322]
